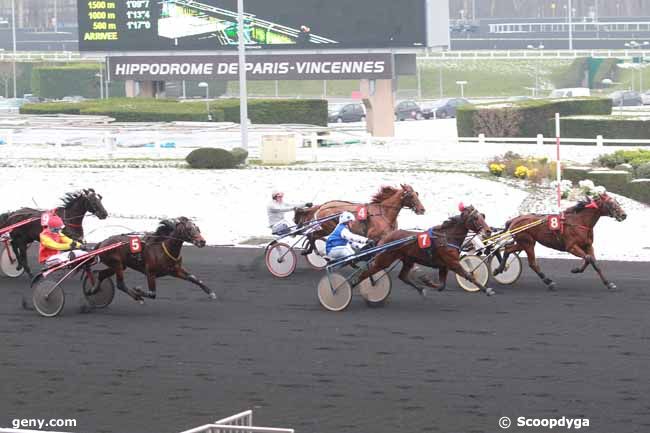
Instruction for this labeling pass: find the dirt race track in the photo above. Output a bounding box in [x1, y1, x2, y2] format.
[1, 247, 649, 433]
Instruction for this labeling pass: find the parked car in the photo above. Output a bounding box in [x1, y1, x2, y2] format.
[328, 103, 366, 123]
[61, 95, 87, 103]
[549, 87, 591, 98]
[641, 91, 650, 105]
[395, 100, 423, 121]
[421, 98, 469, 119]
[23, 93, 45, 104]
[609, 90, 643, 107]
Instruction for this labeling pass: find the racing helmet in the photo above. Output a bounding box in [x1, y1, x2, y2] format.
[339, 211, 355, 224]
[47, 215, 64, 230]
[272, 191, 284, 200]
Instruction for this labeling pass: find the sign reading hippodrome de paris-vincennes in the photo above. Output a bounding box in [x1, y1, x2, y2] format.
[108, 53, 393, 81]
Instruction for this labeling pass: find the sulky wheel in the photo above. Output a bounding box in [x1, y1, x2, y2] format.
[490, 253, 522, 285]
[305, 238, 328, 270]
[32, 278, 65, 318]
[82, 271, 116, 309]
[317, 273, 352, 312]
[265, 242, 297, 278]
[0, 245, 24, 278]
[455, 255, 489, 293]
[358, 270, 392, 307]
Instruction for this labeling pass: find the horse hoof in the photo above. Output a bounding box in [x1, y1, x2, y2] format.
[419, 288, 429, 298]
[570, 268, 581, 274]
[485, 287, 496, 296]
[547, 282, 557, 291]
[607, 282, 617, 290]
[79, 304, 92, 314]
[209, 292, 218, 300]
[21, 298, 32, 310]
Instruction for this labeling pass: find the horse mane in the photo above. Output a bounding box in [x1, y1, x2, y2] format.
[0, 211, 9, 227]
[371, 186, 399, 203]
[148, 219, 176, 242]
[60, 189, 94, 207]
[434, 215, 461, 231]
[565, 198, 591, 214]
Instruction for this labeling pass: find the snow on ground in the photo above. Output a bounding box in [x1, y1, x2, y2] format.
[1, 166, 648, 261]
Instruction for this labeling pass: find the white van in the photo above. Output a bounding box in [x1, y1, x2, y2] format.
[549, 88, 591, 98]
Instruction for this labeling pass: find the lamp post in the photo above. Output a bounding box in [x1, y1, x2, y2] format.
[237, 0, 249, 150]
[95, 72, 103, 100]
[527, 44, 545, 97]
[456, 80, 467, 97]
[198, 82, 211, 121]
[568, 0, 574, 50]
[11, 0, 17, 98]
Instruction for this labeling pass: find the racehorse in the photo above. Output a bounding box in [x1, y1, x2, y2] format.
[92, 217, 216, 302]
[493, 193, 627, 290]
[359, 204, 495, 296]
[0, 189, 108, 278]
[297, 184, 426, 248]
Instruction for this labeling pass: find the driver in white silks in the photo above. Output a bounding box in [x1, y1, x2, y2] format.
[325, 212, 371, 259]
[267, 191, 312, 236]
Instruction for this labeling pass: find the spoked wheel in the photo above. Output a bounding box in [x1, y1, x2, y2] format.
[489, 253, 522, 285]
[305, 238, 328, 270]
[82, 270, 116, 309]
[32, 277, 65, 318]
[455, 254, 489, 293]
[317, 273, 352, 312]
[265, 242, 297, 278]
[0, 245, 24, 278]
[358, 270, 392, 307]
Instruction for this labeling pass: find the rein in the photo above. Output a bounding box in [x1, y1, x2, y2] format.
[162, 241, 182, 262]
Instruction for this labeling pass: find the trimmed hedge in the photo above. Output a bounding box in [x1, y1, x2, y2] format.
[20, 97, 327, 125]
[230, 147, 249, 165]
[627, 179, 650, 204]
[186, 148, 237, 169]
[457, 98, 612, 137]
[551, 116, 650, 141]
[31, 64, 106, 99]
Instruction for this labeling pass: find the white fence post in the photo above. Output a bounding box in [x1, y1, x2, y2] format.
[596, 135, 604, 147]
[478, 133, 485, 145]
[537, 134, 544, 145]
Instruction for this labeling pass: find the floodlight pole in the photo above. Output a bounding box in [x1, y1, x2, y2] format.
[568, 0, 573, 50]
[237, 0, 249, 150]
[11, 0, 17, 98]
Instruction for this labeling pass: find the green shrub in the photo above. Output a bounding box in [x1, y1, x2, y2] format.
[186, 148, 236, 169]
[598, 149, 650, 168]
[635, 162, 650, 179]
[626, 179, 650, 204]
[30, 63, 115, 99]
[230, 147, 249, 165]
[555, 116, 650, 141]
[19, 97, 325, 125]
[563, 166, 592, 184]
[457, 98, 612, 137]
[586, 170, 632, 194]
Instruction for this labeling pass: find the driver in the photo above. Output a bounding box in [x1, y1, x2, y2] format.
[325, 211, 371, 259]
[267, 191, 312, 236]
[38, 214, 87, 267]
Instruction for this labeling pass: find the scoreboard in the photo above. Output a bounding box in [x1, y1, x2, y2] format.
[78, 0, 431, 51]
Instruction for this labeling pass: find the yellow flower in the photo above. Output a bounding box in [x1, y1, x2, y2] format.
[489, 163, 506, 176]
[514, 165, 530, 179]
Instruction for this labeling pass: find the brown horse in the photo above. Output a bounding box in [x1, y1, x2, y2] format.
[302, 184, 426, 242]
[92, 217, 215, 302]
[493, 193, 627, 290]
[359, 204, 495, 297]
[0, 189, 108, 278]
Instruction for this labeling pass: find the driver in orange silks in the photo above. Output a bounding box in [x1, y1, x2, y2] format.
[38, 214, 86, 267]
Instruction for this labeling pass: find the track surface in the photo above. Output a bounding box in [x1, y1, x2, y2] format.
[1, 247, 649, 433]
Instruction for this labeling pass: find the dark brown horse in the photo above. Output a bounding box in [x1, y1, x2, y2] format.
[0, 189, 108, 278]
[359, 204, 495, 296]
[92, 217, 215, 302]
[299, 184, 426, 243]
[493, 193, 627, 290]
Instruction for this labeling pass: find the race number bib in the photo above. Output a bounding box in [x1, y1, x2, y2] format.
[418, 232, 432, 249]
[356, 206, 368, 221]
[547, 215, 562, 231]
[40, 212, 50, 227]
[129, 236, 142, 253]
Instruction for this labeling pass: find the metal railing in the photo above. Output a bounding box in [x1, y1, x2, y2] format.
[178, 410, 294, 433]
[420, 49, 650, 60]
[489, 21, 650, 34]
[460, 133, 650, 147]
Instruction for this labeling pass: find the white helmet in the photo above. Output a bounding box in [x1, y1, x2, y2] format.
[339, 211, 355, 224]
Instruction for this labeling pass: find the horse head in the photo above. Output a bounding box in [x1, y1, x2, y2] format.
[596, 193, 627, 222]
[82, 188, 108, 220]
[175, 217, 206, 247]
[459, 203, 491, 237]
[400, 184, 425, 215]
